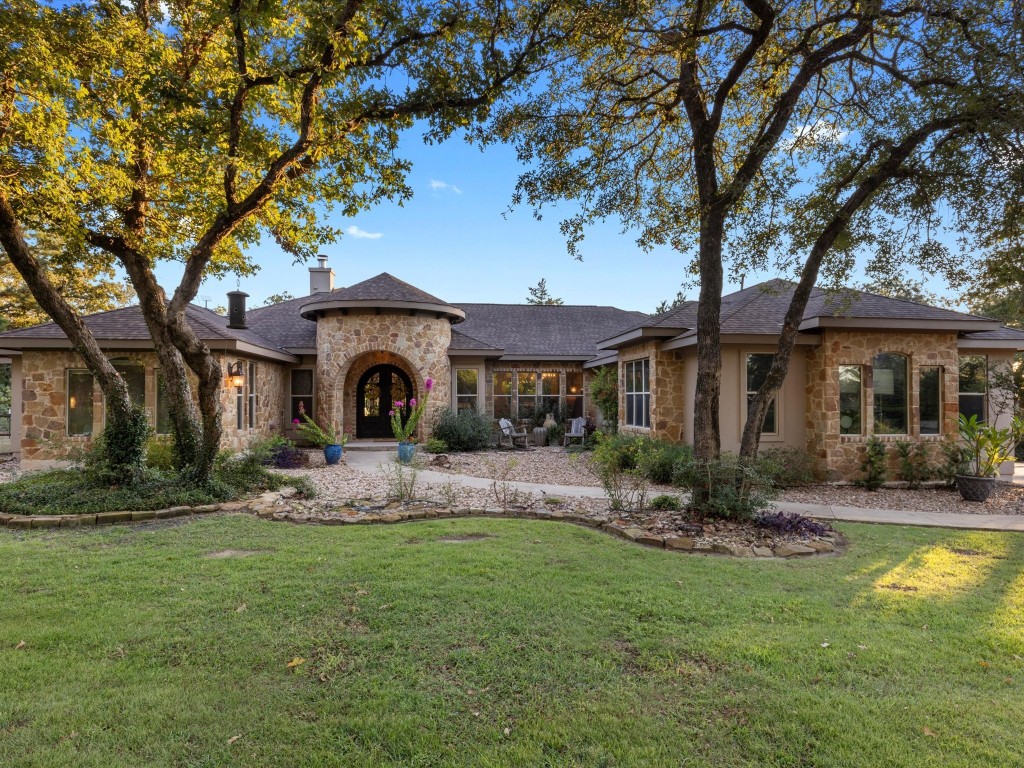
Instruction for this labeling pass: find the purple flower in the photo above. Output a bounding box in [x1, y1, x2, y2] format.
[409, 398, 417, 407]
[425, 378, 434, 392]
[292, 418, 300, 424]
[394, 400, 404, 409]
[388, 410, 395, 417]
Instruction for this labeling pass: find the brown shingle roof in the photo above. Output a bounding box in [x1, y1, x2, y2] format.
[320, 272, 450, 305]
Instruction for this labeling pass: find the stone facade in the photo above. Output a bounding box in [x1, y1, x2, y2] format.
[17, 349, 286, 465]
[617, 342, 686, 443]
[314, 310, 452, 440]
[804, 330, 962, 481]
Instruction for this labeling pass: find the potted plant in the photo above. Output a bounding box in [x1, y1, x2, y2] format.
[390, 377, 433, 463]
[955, 413, 1023, 502]
[294, 407, 348, 465]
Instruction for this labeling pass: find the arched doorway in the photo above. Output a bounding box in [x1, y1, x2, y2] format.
[356, 364, 414, 438]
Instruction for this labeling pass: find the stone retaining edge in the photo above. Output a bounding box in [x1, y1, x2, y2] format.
[1, 487, 841, 559]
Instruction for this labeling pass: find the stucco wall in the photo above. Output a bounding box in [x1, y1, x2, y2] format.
[315, 310, 452, 440]
[16, 349, 287, 466]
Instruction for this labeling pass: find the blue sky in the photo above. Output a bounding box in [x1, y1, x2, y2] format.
[157, 125, 949, 315]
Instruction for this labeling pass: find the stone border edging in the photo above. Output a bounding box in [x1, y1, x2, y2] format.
[1, 487, 841, 559]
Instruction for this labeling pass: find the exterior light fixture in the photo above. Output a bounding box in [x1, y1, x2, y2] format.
[227, 361, 245, 388]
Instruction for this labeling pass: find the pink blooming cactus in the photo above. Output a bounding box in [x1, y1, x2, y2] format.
[409, 398, 417, 407]
[390, 379, 433, 443]
[394, 400, 404, 409]
[292, 418, 300, 424]
[424, 378, 434, 392]
[388, 410, 395, 417]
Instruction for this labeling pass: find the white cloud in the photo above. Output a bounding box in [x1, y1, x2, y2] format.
[780, 121, 849, 152]
[429, 179, 462, 194]
[346, 225, 383, 240]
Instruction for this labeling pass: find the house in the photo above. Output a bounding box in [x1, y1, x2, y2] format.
[2, 259, 1022, 480]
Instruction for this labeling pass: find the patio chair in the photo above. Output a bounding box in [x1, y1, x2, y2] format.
[497, 418, 529, 449]
[563, 417, 587, 447]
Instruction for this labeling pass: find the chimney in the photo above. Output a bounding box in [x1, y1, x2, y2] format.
[309, 254, 335, 294]
[226, 290, 249, 329]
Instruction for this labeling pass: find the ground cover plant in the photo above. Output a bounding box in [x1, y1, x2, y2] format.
[0, 517, 1021, 767]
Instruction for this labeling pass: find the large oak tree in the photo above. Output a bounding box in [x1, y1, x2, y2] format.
[1, 0, 569, 480]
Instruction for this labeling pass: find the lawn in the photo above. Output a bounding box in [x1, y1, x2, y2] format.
[1, 516, 1022, 767]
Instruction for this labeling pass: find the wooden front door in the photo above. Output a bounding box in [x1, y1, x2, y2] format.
[356, 365, 413, 439]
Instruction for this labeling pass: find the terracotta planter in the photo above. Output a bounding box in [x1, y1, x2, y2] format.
[956, 474, 995, 503]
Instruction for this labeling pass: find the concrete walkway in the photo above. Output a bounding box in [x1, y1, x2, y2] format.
[345, 450, 1024, 532]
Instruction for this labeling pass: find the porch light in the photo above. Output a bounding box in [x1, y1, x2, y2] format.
[227, 361, 245, 388]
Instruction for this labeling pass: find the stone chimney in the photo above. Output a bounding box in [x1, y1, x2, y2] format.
[226, 290, 249, 329]
[309, 254, 335, 294]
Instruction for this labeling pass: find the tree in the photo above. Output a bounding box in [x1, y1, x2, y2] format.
[526, 278, 563, 305]
[1, 0, 568, 481]
[0, 232, 133, 330]
[859, 276, 939, 307]
[261, 292, 296, 307]
[653, 290, 687, 315]
[492, 1, 1024, 491]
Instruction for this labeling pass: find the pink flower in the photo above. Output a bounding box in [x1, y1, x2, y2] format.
[388, 410, 395, 417]
[425, 378, 434, 391]
[409, 398, 417, 407]
[292, 418, 300, 424]
[394, 400, 404, 408]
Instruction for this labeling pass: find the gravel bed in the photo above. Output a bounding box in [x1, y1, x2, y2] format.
[0, 456, 23, 484]
[779, 483, 1024, 515]
[429, 447, 604, 487]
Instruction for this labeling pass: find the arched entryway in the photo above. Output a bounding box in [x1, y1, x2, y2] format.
[356, 364, 414, 438]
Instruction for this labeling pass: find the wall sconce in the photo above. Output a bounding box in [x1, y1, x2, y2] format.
[227, 361, 245, 389]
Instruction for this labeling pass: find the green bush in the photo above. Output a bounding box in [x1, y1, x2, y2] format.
[592, 433, 691, 484]
[757, 447, 818, 489]
[940, 435, 970, 487]
[649, 494, 681, 511]
[894, 441, 931, 489]
[673, 454, 775, 521]
[145, 436, 176, 471]
[547, 422, 566, 446]
[424, 437, 448, 454]
[84, 406, 150, 485]
[857, 436, 888, 490]
[589, 366, 618, 432]
[431, 408, 493, 452]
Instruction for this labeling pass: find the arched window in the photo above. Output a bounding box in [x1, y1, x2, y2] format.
[873, 353, 908, 434]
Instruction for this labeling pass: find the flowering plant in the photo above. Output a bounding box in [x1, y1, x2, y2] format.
[293, 401, 348, 447]
[390, 377, 433, 442]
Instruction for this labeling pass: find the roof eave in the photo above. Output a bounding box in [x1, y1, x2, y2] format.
[448, 348, 505, 358]
[498, 354, 594, 362]
[661, 332, 823, 351]
[597, 326, 682, 350]
[0, 337, 299, 364]
[957, 338, 1024, 350]
[799, 316, 1001, 332]
[298, 299, 465, 324]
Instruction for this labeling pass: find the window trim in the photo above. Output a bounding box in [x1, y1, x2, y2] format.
[623, 358, 651, 429]
[492, 370, 513, 419]
[743, 351, 780, 438]
[289, 368, 315, 424]
[871, 352, 910, 436]
[958, 354, 988, 424]
[247, 362, 257, 430]
[919, 365, 943, 436]
[838, 364, 864, 436]
[453, 366, 482, 412]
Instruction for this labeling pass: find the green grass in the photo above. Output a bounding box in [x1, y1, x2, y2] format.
[1, 517, 1022, 767]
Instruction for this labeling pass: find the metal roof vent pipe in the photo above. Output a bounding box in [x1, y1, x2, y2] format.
[226, 290, 249, 329]
[309, 253, 335, 294]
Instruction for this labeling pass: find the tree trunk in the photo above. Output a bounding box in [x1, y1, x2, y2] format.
[0, 193, 144, 478]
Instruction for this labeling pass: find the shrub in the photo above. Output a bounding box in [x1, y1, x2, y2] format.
[84, 406, 150, 485]
[423, 437, 448, 454]
[642, 441, 693, 485]
[649, 494, 681, 511]
[940, 434, 970, 487]
[431, 408, 493, 452]
[755, 511, 830, 537]
[146, 436, 176, 471]
[589, 365, 618, 432]
[673, 454, 775, 520]
[547, 422, 565, 446]
[757, 447, 817, 488]
[894, 441, 930, 489]
[857, 436, 888, 490]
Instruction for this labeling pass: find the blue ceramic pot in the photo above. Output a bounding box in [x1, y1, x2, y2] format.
[323, 444, 343, 465]
[397, 441, 416, 464]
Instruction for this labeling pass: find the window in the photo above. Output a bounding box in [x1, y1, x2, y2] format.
[920, 366, 942, 435]
[541, 372, 560, 417]
[624, 359, 650, 428]
[872, 353, 908, 434]
[290, 369, 313, 423]
[247, 362, 257, 429]
[111, 358, 145, 410]
[236, 379, 244, 430]
[455, 369, 478, 411]
[493, 371, 512, 419]
[745, 353, 777, 434]
[959, 355, 987, 423]
[67, 370, 94, 435]
[155, 371, 173, 434]
[566, 371, 584, 418]
[517, 372, 537, 420]
[839, 365, 863, 435]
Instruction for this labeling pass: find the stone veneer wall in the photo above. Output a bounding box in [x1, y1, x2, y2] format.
[617, 342, 686, 442]
[18, 349, 287, 464]
[315, 311, 452, 440]
[804, 330, 960, 481]
[481, 361, 593, 423]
